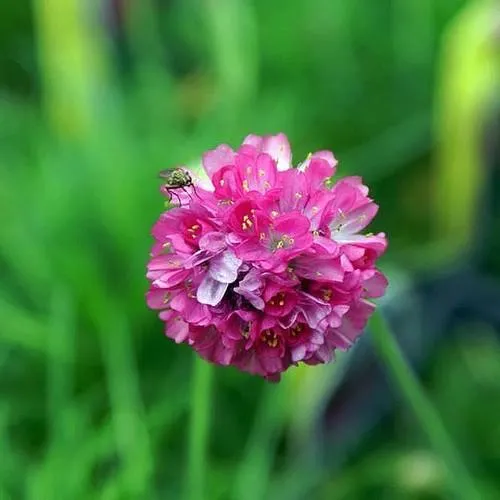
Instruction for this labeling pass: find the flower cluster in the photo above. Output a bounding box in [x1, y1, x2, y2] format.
[146, 134, 387, 381]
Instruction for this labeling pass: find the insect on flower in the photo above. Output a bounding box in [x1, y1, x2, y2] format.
[159, 167, 195, 206]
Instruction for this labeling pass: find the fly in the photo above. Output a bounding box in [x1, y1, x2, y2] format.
[158, 167, 195, 206]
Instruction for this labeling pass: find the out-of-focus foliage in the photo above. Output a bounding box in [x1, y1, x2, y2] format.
[1, 0, 499, 499]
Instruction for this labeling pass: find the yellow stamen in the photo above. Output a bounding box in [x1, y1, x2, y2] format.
[241, 324, 250, 338]
[241, 214, 253, 230]
[260, 329, 279, 348]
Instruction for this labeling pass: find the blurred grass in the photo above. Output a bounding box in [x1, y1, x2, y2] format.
[1, 0, 499, 498]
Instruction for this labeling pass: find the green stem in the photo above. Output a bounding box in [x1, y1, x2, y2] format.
[369, 309, 481, 500]
[185, 356, 214, 500]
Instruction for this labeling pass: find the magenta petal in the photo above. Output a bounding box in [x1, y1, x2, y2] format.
[305, 158, 335, 189]
[332, 202, 379, 235]
[274, 213, 310, 235]
[153, 269, 190, 288]
[297, 293, 331, 328]
[293, 256, 344, 282]
[197, 275, 228, 306]
[146, 288, 171, 309]
[260, 355, 284, 374]
[163, 313, 189, 343]
[243, 133, 291, 171]
[363, 271, 388, 298]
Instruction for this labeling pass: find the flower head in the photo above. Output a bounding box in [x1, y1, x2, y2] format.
[146, 133, 388, 381]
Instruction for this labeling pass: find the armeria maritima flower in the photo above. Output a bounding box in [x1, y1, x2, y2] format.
[146, 133, 388, 381]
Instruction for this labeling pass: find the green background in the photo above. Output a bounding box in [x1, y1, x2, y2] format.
[1, 0, 499, 498]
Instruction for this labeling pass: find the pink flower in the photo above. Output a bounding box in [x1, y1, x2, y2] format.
[146, 133, 388, 381]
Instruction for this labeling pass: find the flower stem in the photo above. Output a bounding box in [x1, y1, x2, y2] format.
[185, 356, 214, 500]
[369, 309, 481, 500]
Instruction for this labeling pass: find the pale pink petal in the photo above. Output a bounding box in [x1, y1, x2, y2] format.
[199, 232, 227, 252]
[197, 275, 228, 306]
[208, 250, 242, 283]
[242, 134, 264, 148]
[261, 133, 292, 171]
[202, 144, 235, 179]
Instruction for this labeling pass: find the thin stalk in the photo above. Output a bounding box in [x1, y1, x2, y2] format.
[369, 309, 481, 500]
[185, 356, 214, 500]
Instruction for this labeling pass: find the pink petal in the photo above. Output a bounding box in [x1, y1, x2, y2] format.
[261, 133, 292, 171]
[274, 213, 311, 236]
[243, 133, 292, 171]
[202, 144, 235, 179]
[293, 256, 344, 282]
[305, 158, 335, 189]
[297, 293, 331, 328]
[363, 270, 388, 298]
[331, 202, 379, 236]
[146, 288, 171, 309]
[164, 314, 189, 343]
[242, 134, 264, 149]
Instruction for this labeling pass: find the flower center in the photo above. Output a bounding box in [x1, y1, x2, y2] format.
[290, 323, 303, 337]
[186, 224, 201, 239]
[241, 214, 253, 230]
[185, 280, 196, 298]
[268, 292, 286, 307]
[271, 234, 295, 251]
[260, 329, 279, 348]
[241, 323, 250, 338]
[321, 288, 332, 301]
